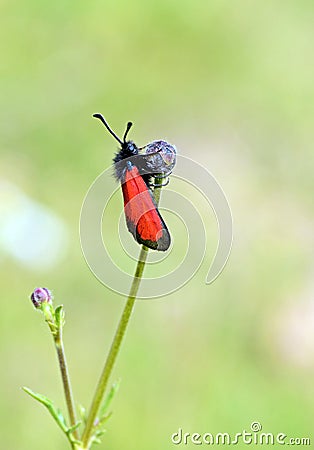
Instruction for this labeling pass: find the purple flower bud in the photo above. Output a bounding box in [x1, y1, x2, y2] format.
[145, 140, 177, 174]
[30, 287, 53, 308]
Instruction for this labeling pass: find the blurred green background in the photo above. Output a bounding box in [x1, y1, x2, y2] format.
[1, 1, 313, 448]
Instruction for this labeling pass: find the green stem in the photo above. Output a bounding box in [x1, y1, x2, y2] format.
[82, 245, 148, 449]
[81, 245, 148, 447]
[153, 174, 163, 204]
[81, 174, 164, 449]
[54, 327, 79, 444]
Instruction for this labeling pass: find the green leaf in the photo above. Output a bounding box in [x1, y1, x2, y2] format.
[22, 387, 68, 434]
[89, 379, 119, 445]
[67, 420, 82, 434]
[55, 305, 65, 329]
[88, 386, 117, 449]
[23, 387, 83, 445]
[95, 429, 106, 438]
[90, 436, 102, 445]
[78, 404, 87, 424]
[97, 412, 112, 428]
[99, 379, 120, 419]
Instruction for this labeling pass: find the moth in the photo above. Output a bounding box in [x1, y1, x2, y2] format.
[93, 113, 176, 251]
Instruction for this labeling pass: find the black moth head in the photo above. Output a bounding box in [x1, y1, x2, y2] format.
[93, 113, 176, 183]
[113, 140, 140, 181]
[93, 114, 139, 180]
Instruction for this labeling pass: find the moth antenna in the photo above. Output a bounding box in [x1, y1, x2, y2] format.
[93, 113, 123, 145]
[123, 122, 133, 143]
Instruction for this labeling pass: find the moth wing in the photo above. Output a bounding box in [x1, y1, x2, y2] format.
[121, 165, 170, 251]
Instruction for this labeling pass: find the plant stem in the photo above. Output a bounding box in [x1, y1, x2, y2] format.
[153, 174, 163, 204]
[54, 327, 79, 444]
[81, 174, 164, 449]
[81, 245, 148, 447]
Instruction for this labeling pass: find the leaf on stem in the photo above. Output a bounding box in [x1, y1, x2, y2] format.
[78, 404, 87, 424]
[99, 379, 120, 419]
[23, 386, 81, 444]
[55, 305, 65, 329]
[23, 387, 68, 433]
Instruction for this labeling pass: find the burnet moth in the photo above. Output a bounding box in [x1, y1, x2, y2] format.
[93, 113, 176, 251]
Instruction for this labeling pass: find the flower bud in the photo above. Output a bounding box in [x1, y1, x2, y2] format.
[145, 140, 177, 174]
[30, 287, 53, 308]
